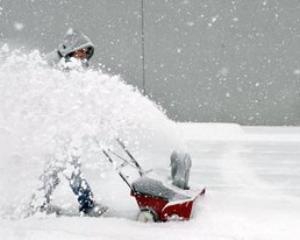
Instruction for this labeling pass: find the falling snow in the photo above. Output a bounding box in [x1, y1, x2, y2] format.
[13, 22, 24, 31]
[293, 69, 300, 75]
[208, 15, 219, 27]
[186, 21, 195, 27]
[219, 67, 229, 76]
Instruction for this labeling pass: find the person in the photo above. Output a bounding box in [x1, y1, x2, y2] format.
[45, 28, 94, 69]
[29, 29, 106, 217]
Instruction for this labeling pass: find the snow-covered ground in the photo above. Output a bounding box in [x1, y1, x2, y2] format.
[1, 125, 300, 240]
[0, 47, 300, 239]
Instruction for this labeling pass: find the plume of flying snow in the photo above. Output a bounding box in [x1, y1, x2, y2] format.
[0, 45, 181, 217]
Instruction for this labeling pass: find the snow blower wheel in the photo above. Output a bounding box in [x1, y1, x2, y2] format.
[137, 208, 158, 222]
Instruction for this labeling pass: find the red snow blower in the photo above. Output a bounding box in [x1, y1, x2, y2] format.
[102, 139, 205, 222]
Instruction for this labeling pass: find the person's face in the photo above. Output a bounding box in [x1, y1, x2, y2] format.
[72, 49, 88, 60]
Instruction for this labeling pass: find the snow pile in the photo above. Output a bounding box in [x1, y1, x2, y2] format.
[0, 45, 180, 217]
[177, 122, 245, 141]
[243, 126, 300, 142]
[178, 123, 300, 143]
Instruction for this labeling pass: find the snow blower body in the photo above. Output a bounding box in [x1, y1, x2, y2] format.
[102, 139, 205, 222]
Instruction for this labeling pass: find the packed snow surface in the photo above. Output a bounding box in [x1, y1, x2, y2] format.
[0, 48, 300, 239]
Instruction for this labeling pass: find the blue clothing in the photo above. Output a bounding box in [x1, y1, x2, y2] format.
[39, 153, 95, 213]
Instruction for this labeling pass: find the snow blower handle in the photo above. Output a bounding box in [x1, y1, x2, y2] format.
[102, 149, 132, 190]
[116, 138, 144, 177]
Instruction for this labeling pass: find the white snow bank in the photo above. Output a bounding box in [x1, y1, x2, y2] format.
[242, 126, 300, 142]
[177, 122, 244, 141]
[177, 123, 300, 142]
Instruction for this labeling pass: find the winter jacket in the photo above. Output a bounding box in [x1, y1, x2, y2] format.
[45, 28, 94, 68]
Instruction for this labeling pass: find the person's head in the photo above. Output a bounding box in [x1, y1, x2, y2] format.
[58, 29, 94, 62]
